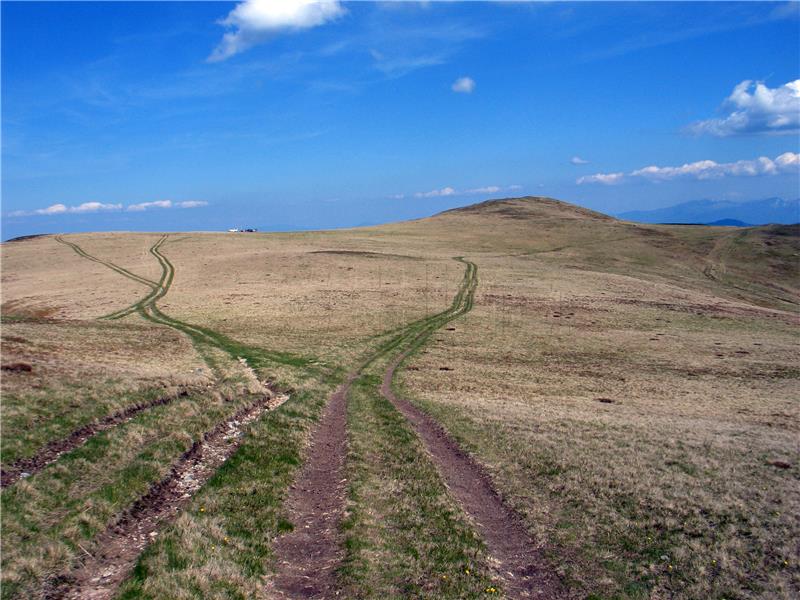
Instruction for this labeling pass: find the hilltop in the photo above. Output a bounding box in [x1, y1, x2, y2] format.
[439, 196, 615, 222]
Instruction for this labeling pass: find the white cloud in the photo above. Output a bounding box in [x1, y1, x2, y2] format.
[570, 156, 589, 165]
[465, 185, 501, 194]
[775, 151, 800, 170]
[576, 172, 625, 185]
[128, 200, 208, 211]
[8, 202, 122, 217]
[415, 186, 457, 198]
[411, 184, 521, 198]
[687, 79, 800, 136]
[127, 200, 173, 212]
[38, 204, 68, 215]
[577, 152, 800, 185]
[451, 76, 475, 94]
[70, 202, 123, 213]
[8, 200, 207, 217]
[209, 0, 346, 62]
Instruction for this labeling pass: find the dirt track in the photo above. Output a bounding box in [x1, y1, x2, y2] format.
[267, 373, 355, 598]
[48, 390, 288, 600]
[381, 354, 563, 598]
[267, 258, 479, 597]
[0, 387, 190, 489]
[269, 257, 560, 598]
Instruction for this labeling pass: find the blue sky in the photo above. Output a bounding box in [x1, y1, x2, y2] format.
[2, 1, 799, 240]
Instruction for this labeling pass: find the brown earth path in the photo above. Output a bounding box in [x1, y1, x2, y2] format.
[266, 258, 479, 598]
[265, 372, 356, 598]
[47, 390, 288, 600]
[380, 354, 564, 599]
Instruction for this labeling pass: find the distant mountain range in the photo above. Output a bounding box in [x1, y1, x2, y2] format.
[617, 197, 799, 226]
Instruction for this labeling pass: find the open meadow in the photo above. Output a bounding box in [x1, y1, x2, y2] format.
[1, 197, 798, 599]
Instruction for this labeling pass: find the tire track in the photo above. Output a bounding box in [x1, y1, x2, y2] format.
[0, 387, 191, 489]
[56, 235, 313, 374]
[48, 388, 290, 600]
[379, 259, 563, 598]
[55, 235, 163, 320]
[266, 258, 478, 598]
[42, 237, 307, 598]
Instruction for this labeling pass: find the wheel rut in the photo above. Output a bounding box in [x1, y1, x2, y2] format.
[381, 359, 562, 598]
[266, 372, 356, 598]
[47, 389, 290, 600]
[267, 258, 480, 598]
[377, 259, 563, 598]
[0, 386, 191, 489]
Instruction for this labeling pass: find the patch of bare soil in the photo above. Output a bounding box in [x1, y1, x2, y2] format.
[309, 250, 421, 260]
[46, 389, 289, 600]
[381, 353, 564, 599]
[615, 297, 799, 322]
[0, 388, 193, 488]
[1, 361, 33, 372]
[266, 373, 356, 599]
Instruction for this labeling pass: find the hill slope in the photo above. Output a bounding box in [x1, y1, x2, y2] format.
[1, 195, 798, 600]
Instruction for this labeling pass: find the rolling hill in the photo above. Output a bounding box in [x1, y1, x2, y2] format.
[1, 196, 798, 600]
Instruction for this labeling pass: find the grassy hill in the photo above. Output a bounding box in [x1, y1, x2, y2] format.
[2, 196, 798, 599]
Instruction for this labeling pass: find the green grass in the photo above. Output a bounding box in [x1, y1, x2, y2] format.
[116, 370, 339, 599]
[1, 381, 182, 467]
[0, 383, 258, 599]
[339, 373, 496, 599]
[336, 258, 498, 597]
[114, 257, 483, 598]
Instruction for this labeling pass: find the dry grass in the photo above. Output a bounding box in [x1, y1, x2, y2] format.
[1, 196, 797, 599]
[1, 234, 164, 320]
[1, 316, 208, 467]
[399, 243, 799, 598]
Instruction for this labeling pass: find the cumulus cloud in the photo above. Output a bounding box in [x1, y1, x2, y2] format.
[128, 200, 209, 211]
[577, 152, 800, 185]
[415, 186, 457, 198]
[570, 156, 589, 165]
[127, 200, 173, 212]
[8, 202, 123, 217]
[411, 184, 521, 198]
[36, 204, 68, 215]
[209, 0, 346, 62]
[451, 76, 475, 94]
[687, 79, 800, 136]
[72, 202, 123, 213]
[465, 185, 501, 194]
[8, 200, 207, 217]
[576, 172, 624, 185]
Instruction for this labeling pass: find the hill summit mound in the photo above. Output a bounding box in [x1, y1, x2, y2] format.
[438, 196, 615, 222]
